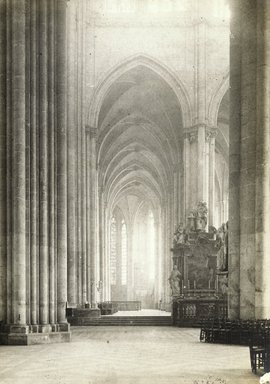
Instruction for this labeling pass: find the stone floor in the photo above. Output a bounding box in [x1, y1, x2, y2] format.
[0, 326, 260, 384]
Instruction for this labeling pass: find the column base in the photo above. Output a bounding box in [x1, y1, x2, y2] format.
[0, 323, 71, 345]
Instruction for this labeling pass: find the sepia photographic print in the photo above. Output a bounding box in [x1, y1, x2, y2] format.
[0, 1, 269, 384]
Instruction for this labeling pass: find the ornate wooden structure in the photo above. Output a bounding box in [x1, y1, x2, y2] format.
[170, 214, 228, 326]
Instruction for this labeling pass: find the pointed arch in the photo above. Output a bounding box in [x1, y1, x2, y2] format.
[87, 54, 192, 129]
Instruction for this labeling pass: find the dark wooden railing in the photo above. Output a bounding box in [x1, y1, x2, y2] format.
[172, 297, 227, 327]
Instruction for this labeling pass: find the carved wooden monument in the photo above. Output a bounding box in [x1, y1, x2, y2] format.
[170, 202, 228, 326]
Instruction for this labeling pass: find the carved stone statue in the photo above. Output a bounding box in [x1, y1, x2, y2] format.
[168, 265, 182, 296]
[216, 222, 228, 271]
[188, 201, 208, 232]
[173, 223, 188, 246]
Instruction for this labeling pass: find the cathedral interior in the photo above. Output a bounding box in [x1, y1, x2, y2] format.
[0, 0, 269, 383]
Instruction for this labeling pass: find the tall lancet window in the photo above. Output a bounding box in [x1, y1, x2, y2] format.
[121, 219, 127, 285]
[110, 216, 117, 285]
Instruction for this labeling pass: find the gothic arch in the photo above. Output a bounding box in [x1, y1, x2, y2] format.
[87, 54, 192, 129]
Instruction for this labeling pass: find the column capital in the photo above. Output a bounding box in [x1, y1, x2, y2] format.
[206, 127, 218, 142]
[85, 125, 97, 138]
[184, 129, 198, 144]
[184, 125, 217, 143]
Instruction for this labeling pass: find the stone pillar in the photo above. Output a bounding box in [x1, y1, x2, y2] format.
[185, 130, 198, 212]
[67, 0, 77, 308]
[184, 126, 216, 226]
[39, 0, 49, 327]
[154, 219, 160, 307]
[25, 0, 31, 327]
[183, 133, 191, 219]
[228, 0, 241, 320]
[99, 193, 105, 301]
[76, 60, 82, 305]
[116, 214, 122, 291]
[82, 126, 87, 304]
[48, 0, 56, 326]
[86, 126, 98, 307]
[173, 167, 178, 227]
[197, 126, 206, 202]
[184, 2, 219, 224]
[11, 0, 27, 327]
[208, 130, 216, 226]
[0, 0, 7, 324]
[127, 226, 133, 301]
[29, 0, 38, 327]
[0, 0, 72, 343]
[105, 208, 111, 301]
[255, 0, 270, 318]
[238, 0, 257, 320]
[229, 0, 270, 319]
[56, 0, 68, 325]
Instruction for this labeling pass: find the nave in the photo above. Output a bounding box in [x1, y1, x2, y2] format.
[0, 326, 257, 384]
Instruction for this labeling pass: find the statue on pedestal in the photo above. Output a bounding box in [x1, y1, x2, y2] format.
[168, 265, 182, 296]
[216, 222, 228, 272]
[187, 201, 208, 232]
[173, 223, 188, 247]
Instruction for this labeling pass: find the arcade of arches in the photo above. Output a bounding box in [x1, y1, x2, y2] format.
[0, 0, 269, 347]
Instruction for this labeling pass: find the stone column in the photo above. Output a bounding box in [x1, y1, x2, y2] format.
[238, 0, 257, 320]
[82, 127, 87, 304]
[184, 126, 216, 226]
[48, 0, 56, 326]
[99, 192, 105, 301]
[197, 126, 206, 202]
[56, 0, 68, 325]
[127, 226, 133, 301]
[255, 0, 270, 318]
[229, 0, 270, 319]
[87, 126, 98, 306]
[208, 130, 216, 227]
[0, 0, 7, 324]
[25, 0, 31, 326]
[11, 0, 27, 327]
[67, 0, 77, 308]
[186, 130, 198, 212]
[228, 0, 241, 320]
[154, 219, 160, 306]
[29, 0, 38, 328]
[183, 134, 190, 218]
[116, 214, 122, 292]
[6, 0, 12, 325]
[105, 208, 111, 301]
[39, 0, 49, 327]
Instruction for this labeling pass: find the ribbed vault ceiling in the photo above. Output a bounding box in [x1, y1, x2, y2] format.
[97, 64, 183, 215]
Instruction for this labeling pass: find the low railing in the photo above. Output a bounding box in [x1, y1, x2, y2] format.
[172, 297, 227, 327]
[98, 301, 141, 315]
[112, 301, 141, 311]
